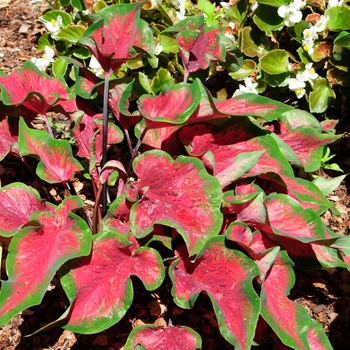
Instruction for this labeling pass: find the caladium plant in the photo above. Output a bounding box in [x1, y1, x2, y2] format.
[0, 3, 348, 349]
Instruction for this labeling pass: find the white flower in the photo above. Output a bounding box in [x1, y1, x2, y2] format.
[278, 3, 303, 27]
[42, 15, 63, 37]
[303, 26, 319, 41]
[333, 44, 343, 61]
[89, 56, 105, 78]
[288, 73, 306, 99]
[328, 0, 343, 7]
[300, 62, 318, 81]
[302, 37, 315, 55]
[31, 46, 55, 71]
[29, 0, 42, 4]
[249, 0, 258, 12]
[220, 1, 230, 9]
[314, 14, 329, 32]
[293, 0, 306, 9]
[233, 77, 259, 97]
[173, 0, 191, 20]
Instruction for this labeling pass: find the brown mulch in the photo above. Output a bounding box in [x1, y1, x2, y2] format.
[0, 0, 350, 348]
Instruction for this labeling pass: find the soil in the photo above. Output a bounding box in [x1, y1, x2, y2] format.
[0, 0, 350, 349]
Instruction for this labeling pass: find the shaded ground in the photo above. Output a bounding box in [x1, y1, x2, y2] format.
[0, 0, 350, 349]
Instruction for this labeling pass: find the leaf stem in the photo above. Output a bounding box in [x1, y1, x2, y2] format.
[42, 113, 54, 138]
[101, 71, 111, 216]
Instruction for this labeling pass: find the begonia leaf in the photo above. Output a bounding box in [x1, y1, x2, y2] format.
[125, 324, 202, 350]
[18, 118, 83, 184]
[58, 231, 165, 334]
[169, 237, 260, 349]
[0, 61, 72, 115]
[326, 6, 350, 31]
[127, 150, 223, 256]
[259, 50, 289, 75]
[0, 196, 92, 326]
[260, 250, 333, 349]
[78, 3, 154, 73]
[0, 182, 54, 237]
[253, 5, 284, 36]
[309, 78, 335, 114]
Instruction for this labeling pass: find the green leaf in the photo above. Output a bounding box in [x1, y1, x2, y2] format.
[158, 35, 179, 53]
[52, 57, 68, 77]
[151, 67, 175, 95]
[309, 78, 335, 113]
[253, 4, 284, 36]
[40, 10, 73, 28]
[259, 49, 289, 75]
[56, 25, 86, 44]
[326, 6, 350, 31]
[313, 174, 347, 196]
[229, 59, 256, 80]
[334, 31, 350, 49]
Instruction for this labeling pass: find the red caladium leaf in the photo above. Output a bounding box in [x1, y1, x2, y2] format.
[179, 122, 294, 187]
[0, 61, 73, 115]
[137, 79, 202, 129]
[0, 182, 54, 237]
[18, 118, 83, 183]
[78, 3, 154, 73]
[127, 150, 223, 255]
[177, 26, 226, 82]
[264, 194, 328, 243]
[260, 250, 333, 349]
[277, 236, 350, 270]
[108, 79, 141, 130]
[258, 173, 332, 214]
[124, 324, 202, 350]
[169, 237, 260, 349]
[189, 93, 294, 123]
[0, 196, 92, 326]
[135, 119, 183, 155]
[0, 117, 17, 160]
[58, 231, 165, 334]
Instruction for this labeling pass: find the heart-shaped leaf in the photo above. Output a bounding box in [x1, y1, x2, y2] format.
[125, 325, 202, 350]
[18, 118, 83, 183]
[137, 79, 202, 129]
[127, 150, 223, 255]
[169, 237, 260, 349]
[58, 231, 165, 334]
[0, 182, 54, 237]
[78, 3, 154, 73]
[0, 61, 73, 115]
[260, 250, 333, 349]
[0, 196, 92, 326]
[179, 121, 294, 186]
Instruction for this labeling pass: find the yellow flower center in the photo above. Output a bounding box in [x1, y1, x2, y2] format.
[303, 45, 309, 51]
[309, 67, 315, 74]
[51, 19, 57, 26]
[184, 1, 191, 8]
[296, 89, 303, 95]
[42, 54, 47, 60]
[249, 0, 255, 3]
